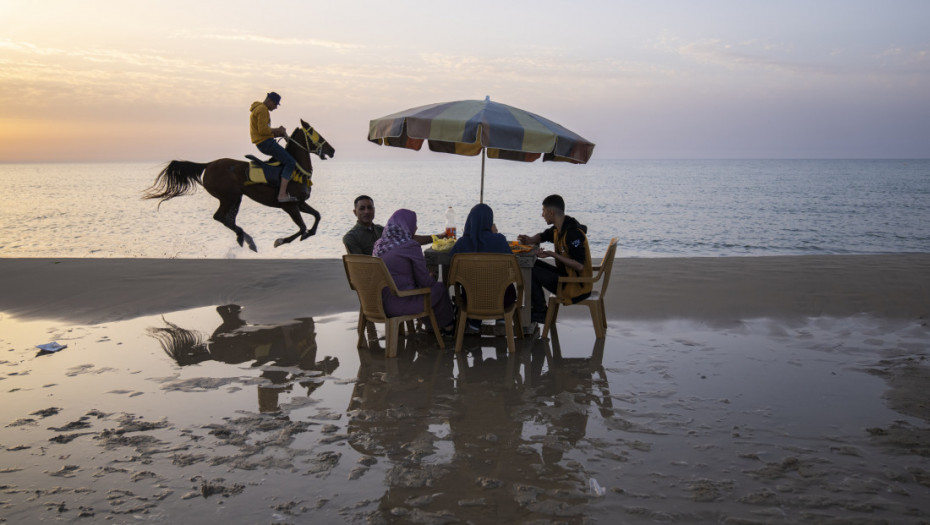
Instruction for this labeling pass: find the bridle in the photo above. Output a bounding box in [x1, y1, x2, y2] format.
[285, 125, 329, 178]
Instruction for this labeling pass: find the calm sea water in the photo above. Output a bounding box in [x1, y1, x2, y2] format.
[0, 159, 928, 259]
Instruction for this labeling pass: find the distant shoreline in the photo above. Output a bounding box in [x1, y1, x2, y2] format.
[1, 254, 928, 325]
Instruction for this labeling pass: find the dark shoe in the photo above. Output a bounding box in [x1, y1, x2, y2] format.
[465, 320, 481, 335]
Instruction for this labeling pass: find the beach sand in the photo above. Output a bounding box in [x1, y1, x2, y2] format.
[1, 255, 929, 523]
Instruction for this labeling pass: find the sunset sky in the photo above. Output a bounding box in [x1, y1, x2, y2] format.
[1, 0, 928, 162]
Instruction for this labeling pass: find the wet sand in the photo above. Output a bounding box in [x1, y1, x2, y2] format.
[2, 254, 929, 324]
[1, 255, 929, 523]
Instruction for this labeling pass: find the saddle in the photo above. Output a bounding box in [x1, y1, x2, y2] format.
[245, 155, 312, 187]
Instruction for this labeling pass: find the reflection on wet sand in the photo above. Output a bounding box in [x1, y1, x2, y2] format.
[348, 329, 611, 522]
[147, 305, 338, 412]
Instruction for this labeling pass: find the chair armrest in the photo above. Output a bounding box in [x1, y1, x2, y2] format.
[395, 287, 431, 297]
[557, 275, 600, 284]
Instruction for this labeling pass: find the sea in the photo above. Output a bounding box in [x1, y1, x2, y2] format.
[1, 158, 928, 259]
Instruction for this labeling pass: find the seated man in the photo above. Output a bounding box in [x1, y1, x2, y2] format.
[343, 195, 383, 255]
[343, 195, 444, 255]
[518, 194, 593, 330]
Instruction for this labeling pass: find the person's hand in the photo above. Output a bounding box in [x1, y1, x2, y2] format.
[491, 223, 498, 234]
[536, 248, 551, 258]
[517, 234, 530, 244]
[276, 126, 287, 136]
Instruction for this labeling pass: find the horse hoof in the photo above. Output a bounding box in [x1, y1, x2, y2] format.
[273, 238, 284, 248]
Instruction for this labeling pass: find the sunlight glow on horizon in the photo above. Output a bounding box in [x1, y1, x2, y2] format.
[1, 0, 929, 162]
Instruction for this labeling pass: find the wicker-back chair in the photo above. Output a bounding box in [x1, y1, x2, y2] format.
[541, 237, 618, 339]
[342, 254, 445, 357]
[447, 253, 524, 353]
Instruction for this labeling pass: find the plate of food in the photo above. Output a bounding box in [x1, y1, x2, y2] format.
[431, 236, 456, 252]
[509, 241, 533, 253]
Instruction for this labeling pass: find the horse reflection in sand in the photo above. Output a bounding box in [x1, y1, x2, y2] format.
[347, 330, 611, 523]
[147, 305, 338, 412]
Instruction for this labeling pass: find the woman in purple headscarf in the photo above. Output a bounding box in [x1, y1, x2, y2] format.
[373, 209, 455, 332]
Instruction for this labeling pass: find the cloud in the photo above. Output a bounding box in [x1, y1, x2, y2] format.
[171, 30, 360, 51]
[671, 38, 823, 76]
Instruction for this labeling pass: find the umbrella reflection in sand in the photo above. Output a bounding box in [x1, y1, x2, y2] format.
[347, 331, 612, 521]
[147, 305, 338, 413]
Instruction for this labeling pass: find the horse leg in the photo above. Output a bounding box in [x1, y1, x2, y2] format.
[298, 201, 321, 240]
[273, 203, 307, 248]
[213, 196, 257, 252]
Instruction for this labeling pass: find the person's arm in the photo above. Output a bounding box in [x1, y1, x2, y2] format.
[517, 233, 541, 245]
[539, 229, 586, 271]
[343, 232, 363, 254]
[538, 249, 584, 272]
[253, 107, 274, 138]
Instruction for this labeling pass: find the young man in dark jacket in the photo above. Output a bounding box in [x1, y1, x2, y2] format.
[518, 194, 593, 331]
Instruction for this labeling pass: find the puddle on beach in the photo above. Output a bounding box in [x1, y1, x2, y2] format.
[1, 307, 929, 523]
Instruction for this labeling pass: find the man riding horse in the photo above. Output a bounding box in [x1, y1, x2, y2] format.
[250, 91, 298, 203]
[146, 100, 334, 251]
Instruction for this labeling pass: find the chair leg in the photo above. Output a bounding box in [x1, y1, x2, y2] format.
[541, 299, 560, 339]
[589, 302, 605, 338]
[600, 301, 608, 330]
[454, 312, 468, 353]
[426, 310, 445, 350]
[513, 309, 523, 340]
[358, 312, 372, 349]
[385, 319, 399, 358]
[365, 321, 378, 341]
[503, 313, 516, 353]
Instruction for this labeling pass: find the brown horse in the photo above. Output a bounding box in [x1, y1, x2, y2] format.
[144, 119, 335, 251]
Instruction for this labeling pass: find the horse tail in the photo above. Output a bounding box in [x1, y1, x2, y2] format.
[144, 160, 209, 206]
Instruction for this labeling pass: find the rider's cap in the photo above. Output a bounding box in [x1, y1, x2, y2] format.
[267, 92, 281, 105]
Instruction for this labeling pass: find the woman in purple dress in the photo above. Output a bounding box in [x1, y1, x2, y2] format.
[373, 209, 455, 332]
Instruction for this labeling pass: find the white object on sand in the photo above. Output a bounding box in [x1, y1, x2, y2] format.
[36, 342, 67, 353]
[588, 477, 605, 496]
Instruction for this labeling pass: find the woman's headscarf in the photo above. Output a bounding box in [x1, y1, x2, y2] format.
[373, 209, 418, 257]
[450, 203, 511, 255]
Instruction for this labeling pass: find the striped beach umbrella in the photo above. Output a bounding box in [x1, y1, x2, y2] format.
[368, 96, 595, 202]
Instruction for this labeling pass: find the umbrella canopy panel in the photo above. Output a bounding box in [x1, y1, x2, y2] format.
[369, 97, 594, 164]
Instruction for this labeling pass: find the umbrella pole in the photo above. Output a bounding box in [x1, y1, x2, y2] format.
[480, 148, 485, 204]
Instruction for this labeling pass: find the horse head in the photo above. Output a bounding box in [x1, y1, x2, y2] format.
[290, 119, 335, 160]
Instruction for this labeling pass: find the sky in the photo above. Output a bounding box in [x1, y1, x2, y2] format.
[1, 0, 928, 162]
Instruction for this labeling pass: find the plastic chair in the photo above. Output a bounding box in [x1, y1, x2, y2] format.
[342, 254, 445, 358]
[541, 237, 618, 339]
[448, 253, 524, 353]
[343, 245, 416, 339]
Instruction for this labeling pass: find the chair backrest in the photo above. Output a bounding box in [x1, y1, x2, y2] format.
[596, 237, 619, 295]
[342, 254, 401, 323]
[448, 253, 522, 316]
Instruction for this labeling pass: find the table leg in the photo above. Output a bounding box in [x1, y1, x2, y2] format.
[520, 266, 533, 330]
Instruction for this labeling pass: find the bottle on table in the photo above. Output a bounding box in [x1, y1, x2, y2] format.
[445, 206, 456, 239]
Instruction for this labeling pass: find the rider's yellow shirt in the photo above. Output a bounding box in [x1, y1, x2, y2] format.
[249, 101, 274, 144]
